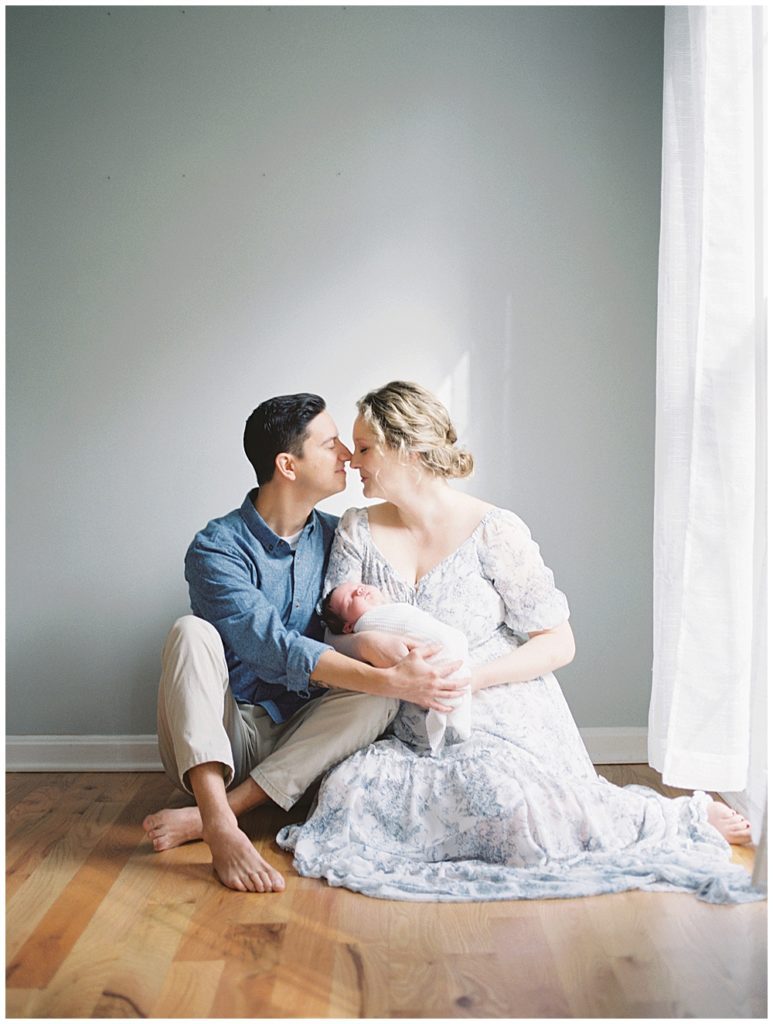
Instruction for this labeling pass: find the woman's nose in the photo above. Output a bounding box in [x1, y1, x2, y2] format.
[349, 449, 359, 468]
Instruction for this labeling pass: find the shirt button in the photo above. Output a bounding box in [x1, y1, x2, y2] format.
[295, 602, 300, 608]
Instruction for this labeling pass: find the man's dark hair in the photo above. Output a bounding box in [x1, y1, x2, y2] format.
[243, 393, 327, 485]
[320, 591, 346, 634]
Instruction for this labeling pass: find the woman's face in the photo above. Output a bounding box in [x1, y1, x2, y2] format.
[349, 414, 408, 500]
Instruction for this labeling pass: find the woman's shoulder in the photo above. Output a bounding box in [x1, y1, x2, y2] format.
[337, 505, 370, 531]
[476, 505, 533, 544]
[360, 501, 394, 526]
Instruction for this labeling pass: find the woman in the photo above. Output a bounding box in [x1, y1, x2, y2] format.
[278, 382, 758, 903]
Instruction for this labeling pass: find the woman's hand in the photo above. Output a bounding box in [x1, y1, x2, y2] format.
[385, 644, 471, 713]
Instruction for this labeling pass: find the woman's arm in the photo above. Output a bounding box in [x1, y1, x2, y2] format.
[471, 620, 575, 693]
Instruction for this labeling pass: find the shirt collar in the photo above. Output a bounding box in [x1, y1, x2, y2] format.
[240, 488, 316, 553]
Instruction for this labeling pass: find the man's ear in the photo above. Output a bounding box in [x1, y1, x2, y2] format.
[275, 452, 296, 481]
[343, 622, 354, 634]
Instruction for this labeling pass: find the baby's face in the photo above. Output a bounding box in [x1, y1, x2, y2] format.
[330, 582, 388, 632]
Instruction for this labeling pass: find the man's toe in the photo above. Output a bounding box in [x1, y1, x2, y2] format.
[248, 871, 266, 892]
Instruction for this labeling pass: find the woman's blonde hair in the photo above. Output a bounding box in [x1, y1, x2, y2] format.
[356, 381, 474, 479]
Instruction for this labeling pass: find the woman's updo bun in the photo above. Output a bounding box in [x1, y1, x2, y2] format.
[356, 381, 474, 480]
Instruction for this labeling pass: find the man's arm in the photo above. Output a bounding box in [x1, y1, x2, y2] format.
[186, 539, 329, 699]
[310, 646, 468, 713]
[325, 629, 420, 668]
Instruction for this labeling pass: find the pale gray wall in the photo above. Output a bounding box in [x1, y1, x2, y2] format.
[6, 6, 664, 735]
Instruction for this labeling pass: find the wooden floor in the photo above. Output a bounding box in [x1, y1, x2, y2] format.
[5, 765, 766, 1018]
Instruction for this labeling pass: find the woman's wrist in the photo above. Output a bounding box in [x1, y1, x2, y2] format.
[471, 665, 492, 693]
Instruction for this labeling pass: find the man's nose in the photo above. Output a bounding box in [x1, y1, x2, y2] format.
[340, 441, 353, 461]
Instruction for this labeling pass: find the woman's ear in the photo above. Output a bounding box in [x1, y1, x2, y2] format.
[343, 621, 354, 634]
[275, 452, 296, 481]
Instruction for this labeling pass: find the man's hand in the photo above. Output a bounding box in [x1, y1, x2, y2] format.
[384, 644, 470, 713]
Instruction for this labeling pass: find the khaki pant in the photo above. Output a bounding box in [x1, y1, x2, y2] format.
[157, 615, 398, 810]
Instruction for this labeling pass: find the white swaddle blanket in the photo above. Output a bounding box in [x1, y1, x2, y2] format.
[354, 602, 472, 753]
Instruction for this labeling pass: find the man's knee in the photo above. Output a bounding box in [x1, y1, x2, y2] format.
[168, 614, 220, 646]
[374, 695, 400, 721]
[160, 615, 229, 688]
[324, 690, 399, 731]
[358, 692, 399, 726]
[163, 615, 222, 661]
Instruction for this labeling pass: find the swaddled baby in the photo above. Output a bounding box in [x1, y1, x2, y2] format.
[321, 582, 472, 753]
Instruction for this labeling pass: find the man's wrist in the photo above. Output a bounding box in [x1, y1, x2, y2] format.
[310, 649, 389, 696]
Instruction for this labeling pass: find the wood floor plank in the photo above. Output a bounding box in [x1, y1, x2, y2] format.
[388, 950, 515, 1018]
[4, 987, 39, 1019]
[490, 907, 573, 1017]
[328, 890, 392, 1017]
[208, 922, 286, 1017]
[389, 900, 495, 956]
[22, 827, 180, 1017]
[5, 772, 59, 809]
[6, 781, 138, 902]
[90, 897, 200, 1018]
[268, 882, 338, 1016]
[7, 786, 152, 987]
[653, 891, 767, 1018]
[328, 940, 369, 1018]
[539, 896, 632, 1017]
[6, 797, 137, 962]
[586, 890, 684, 1017]
[150, 960, 226, 1018]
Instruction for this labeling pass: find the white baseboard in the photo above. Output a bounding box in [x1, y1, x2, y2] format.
[580, 727, 649, 764]
[6, 735, 164, 772]
[5, 727, 649, 772]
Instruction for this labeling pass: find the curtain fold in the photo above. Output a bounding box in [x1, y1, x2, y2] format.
[650, 6, 765, 804]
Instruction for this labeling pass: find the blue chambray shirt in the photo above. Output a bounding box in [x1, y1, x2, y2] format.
[184, 489, 339, 723]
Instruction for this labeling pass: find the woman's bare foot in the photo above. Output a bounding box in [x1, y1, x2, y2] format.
[707, 801, 753, 845]
[203, 822, 286, 893]
[143, 807, 203, 851]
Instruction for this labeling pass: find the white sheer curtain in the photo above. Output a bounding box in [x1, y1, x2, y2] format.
[650, 6, 766, 835]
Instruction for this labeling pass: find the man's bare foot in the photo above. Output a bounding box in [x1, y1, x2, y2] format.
[143, 807, 203, 851]
[707, 801, 753, 845]
[204, 822, 286, 893]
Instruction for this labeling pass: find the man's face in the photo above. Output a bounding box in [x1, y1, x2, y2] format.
[329, 582, 388, 632]
[293, 411, 352, 500]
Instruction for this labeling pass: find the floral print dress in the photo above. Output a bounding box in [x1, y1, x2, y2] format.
[276, 507, 761, 903]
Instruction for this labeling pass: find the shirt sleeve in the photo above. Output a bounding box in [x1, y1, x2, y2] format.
[478, 510, 570, 634]
[321, 507, 366, 598]
[185, 537, 329, 697]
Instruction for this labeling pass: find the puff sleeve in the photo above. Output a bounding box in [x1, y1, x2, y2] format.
[478, 510, 570, 633]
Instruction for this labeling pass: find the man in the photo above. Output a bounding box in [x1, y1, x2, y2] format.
[143, 393, 467, 893]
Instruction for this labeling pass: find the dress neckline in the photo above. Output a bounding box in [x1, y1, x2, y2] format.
[359, 506, 499, 590]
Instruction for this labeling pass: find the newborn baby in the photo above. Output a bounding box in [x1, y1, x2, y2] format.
[321, 581, 472, 753]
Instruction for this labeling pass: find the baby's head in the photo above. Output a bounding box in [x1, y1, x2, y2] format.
[321, 582, 389, 634]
